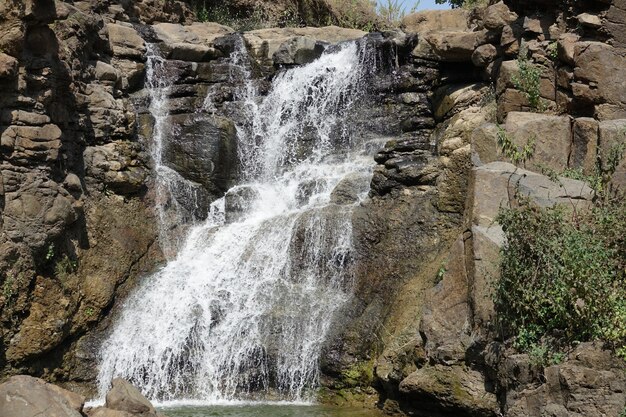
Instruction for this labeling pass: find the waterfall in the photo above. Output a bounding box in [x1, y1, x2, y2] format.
[97, 39, 377, 404]
[146, 45, 206, 257]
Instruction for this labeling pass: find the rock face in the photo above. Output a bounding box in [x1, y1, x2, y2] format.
[0, 1, 625, 417]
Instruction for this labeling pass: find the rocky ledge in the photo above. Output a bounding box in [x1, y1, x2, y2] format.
[0, 375, 164, 417]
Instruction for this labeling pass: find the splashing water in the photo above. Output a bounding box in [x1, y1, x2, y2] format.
[97, 40, 377, 403]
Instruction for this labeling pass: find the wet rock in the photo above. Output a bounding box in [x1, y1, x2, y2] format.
[330, 172, 371, 205]
[0, 375, 85, 417]
[273, 36, 327, 66]
[224, 185, 260, 223]
[420, 237, 472, 363]
[162, 114, 238, 199]
[243, 26, 366, 66]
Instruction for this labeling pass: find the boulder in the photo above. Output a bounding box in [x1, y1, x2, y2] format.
[0, 375, 84, 417]
[401, 9, 470, 33]
[224, 185, 260, 223]
[503, 112, 571, 171]
[0, 52, 18, 78]
[471, 43, 498, 67]
[423, 30, 481, 62]
[162, 114, 238, 199]
[330, 172, 371, 205]
[433, 83, 490, 122]
[399, 365, 498, 417]
[273, 36, 326, 66]
[483, 1, 518, 31]
[105, 378, 156, 415]
[243, 26, 366, 66]
[577, 13, 602, 28]
[573, 42, 626, 111]
[557, 33, 580, 66]
[107, 23, 145, 60]
[152, 22, 234, 46]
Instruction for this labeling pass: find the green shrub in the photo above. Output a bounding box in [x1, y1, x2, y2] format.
[377, 0, 418, 26]
[496, 126, 536, 167]
[494, 197, 626, 359]
[512, 53, 543, 111]
[435, 0, 489, 8]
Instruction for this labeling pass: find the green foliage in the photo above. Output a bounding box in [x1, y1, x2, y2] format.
[494, 196, 626, 361]
[435, 0, 488, 8]
[54, 255, 77, 282]
[377, 0, 418, 26]
[512, 53, 543, 111]
[547, 41, 558, 61]
[45, 243, 55, 262]
[2, 276, 15, 300]
[496, 127, 536, 167]
[435, 264, 446, 284]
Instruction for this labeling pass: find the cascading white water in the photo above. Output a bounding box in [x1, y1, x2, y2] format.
[97, 39, 377, 403]
[147, 45, 206, 257]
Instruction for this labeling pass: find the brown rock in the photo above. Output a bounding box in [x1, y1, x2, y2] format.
[0, 52, 18, 78]
[471, 123, 500, 164]
[577, 13, 602, 28]
[472, 43, 498, 67]
[424, 31, 480, 62]
[598, 119, 626, 190]
[107, 23, 145, 60]
[243, 26, 366, 65]
[573, 42, 626, 108]
[0, 375, 85, 417]
[399, 365, 498, 416]
[402, 9, 470, 33]
[504, 112, 571, 171]
[506, 343, 626, 417]
[557, 33, 579, 66]
[105, 378, 156, 415]
[420, 237, 471, 362]
[570, 117, 598, 175]
[483, 1, 518, 30]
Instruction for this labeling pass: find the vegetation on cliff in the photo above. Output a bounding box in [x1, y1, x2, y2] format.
[495, 143, 626, 362]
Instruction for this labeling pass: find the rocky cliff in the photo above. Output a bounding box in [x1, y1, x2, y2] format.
[0, 0, 625, 416]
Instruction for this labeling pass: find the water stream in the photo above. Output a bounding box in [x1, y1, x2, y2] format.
[97, 39, 377, 404]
